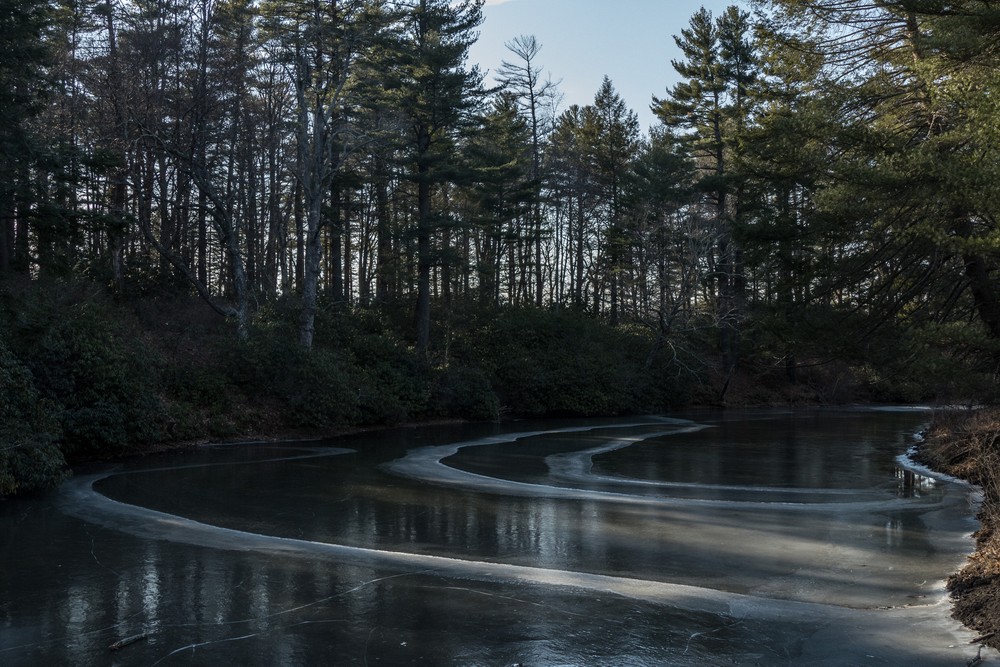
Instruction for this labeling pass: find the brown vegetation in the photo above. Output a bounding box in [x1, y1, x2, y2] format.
[918, 408, 1000, 650]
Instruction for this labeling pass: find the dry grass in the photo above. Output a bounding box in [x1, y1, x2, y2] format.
[921, 409, 1000, 489]
[920, 408, 1000, 648]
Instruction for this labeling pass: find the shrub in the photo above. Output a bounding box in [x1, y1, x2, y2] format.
[28, 308, 163, 457]
[335, 312, 430, 424]
[0, 337, 66, 495]
[430, 365, 500, 422]
[233, 333, 361, 429]
[451, 307, 683, 417]
[0, 435, 68, 496]
[2, 282, 164, 459]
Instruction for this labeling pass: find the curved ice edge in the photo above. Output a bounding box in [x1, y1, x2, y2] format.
[547, 429, 873, 497]
[55, 434, 990, 661]
[58, 472, 947, 625]
[384, 423, 944, 512]
[897, 446, 977, 490]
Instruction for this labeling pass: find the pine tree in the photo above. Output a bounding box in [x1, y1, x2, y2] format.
[0, 0, 51, 275]
[591, 77, 640, 326]
[752, 0, 1000, 374]
[463, 92, 533, 307]
[390, 0, 485, 354]
[654, 6, 759, 389]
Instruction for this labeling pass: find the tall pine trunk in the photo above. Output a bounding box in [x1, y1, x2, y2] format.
[415, 152, 432, 354]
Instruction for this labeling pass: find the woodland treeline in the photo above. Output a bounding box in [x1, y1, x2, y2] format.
[2, 0, 1000, 494]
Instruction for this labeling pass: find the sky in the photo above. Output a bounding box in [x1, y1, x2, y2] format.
[468, 0, 742, 135]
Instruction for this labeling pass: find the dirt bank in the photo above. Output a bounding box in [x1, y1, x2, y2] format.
[916, 408, 1000, 651]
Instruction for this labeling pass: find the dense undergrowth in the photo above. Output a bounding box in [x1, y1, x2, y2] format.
[0, 279, 693, 495]
[2, 277, 994, 497]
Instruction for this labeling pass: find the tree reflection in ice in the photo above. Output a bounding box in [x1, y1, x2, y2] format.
[0, 409, 993, 666]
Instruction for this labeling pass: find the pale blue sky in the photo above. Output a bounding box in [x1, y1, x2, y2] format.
[468, 0, 743, 134]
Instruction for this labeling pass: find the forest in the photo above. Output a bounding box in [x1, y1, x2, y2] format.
[2, 0, 1000, 495]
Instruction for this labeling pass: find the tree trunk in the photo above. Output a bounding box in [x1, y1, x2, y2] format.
[329, 178, 343, 304]
[374, 155, 393, 303]
[299, 182, 324, 348]
[575, 194, 585, 307]
[294, 177, 304, 292]
[0, 191, 13, 274]
[415, 154, 432, 354]
[965, 252, 1000, 340]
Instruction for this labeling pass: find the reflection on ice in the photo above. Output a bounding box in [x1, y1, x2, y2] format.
[7, 410, 992, 666]
[59, 471, 830, 618]
[52, 471, 969, 626]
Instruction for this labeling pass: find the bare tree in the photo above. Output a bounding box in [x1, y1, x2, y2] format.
[497, 35, 558, 306]
[262, 0, 376, 348]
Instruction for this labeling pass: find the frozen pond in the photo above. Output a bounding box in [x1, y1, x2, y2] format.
[0, 408, 993, 665]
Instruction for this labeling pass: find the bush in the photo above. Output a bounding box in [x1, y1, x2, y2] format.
[163, 360, 233, 412]
[0, 337, 66, 495]
[451, 307, 684, 417]
[285, 349, 360, 428]
[0, 281, 694, 498]
[28, 307, 163, 457]
[430, 365, 500, 422]
[0, 435, 68, 496]
[332, 311, 430, 424]
[1, 281, 164, 460]
[233, 333, 361, 429]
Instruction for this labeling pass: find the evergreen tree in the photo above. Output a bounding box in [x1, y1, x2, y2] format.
[547, 104, 598, 309]
[629, 127, 698, 340]
[389, 0, 485, 354]
[463, 92, 533, 307]
[591, 77, 640, 326]
[758, 0, 1000, 347]
[654, 6, 758, 387]
[0, 0, 51, 275]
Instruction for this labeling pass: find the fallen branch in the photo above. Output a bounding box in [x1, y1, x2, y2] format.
[110, 633, 149, 651]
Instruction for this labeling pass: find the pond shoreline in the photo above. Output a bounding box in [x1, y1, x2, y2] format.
[52, 405, 1000, 653]
[6, 407, 991, 665]
[916, 407, 1000, 652]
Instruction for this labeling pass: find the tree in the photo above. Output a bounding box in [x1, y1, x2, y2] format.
[629, 127, 699, 343]
[590, 77, 640, 326]
[756, 0, 1000, 350]
[654, 5, 759, 390]
[116, 0, 259, 339]
[0, 0, 51, 275]
[735, 25, 828, 381]
[547, 104, 597, 309]
[390, 0, 485, 354]
[262, 0, 379, 348]
[497, 34, 557, 306]
[463, 92, 533, 307]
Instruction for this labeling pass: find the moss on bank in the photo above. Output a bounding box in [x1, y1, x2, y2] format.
[917, 408, 1000, 650]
